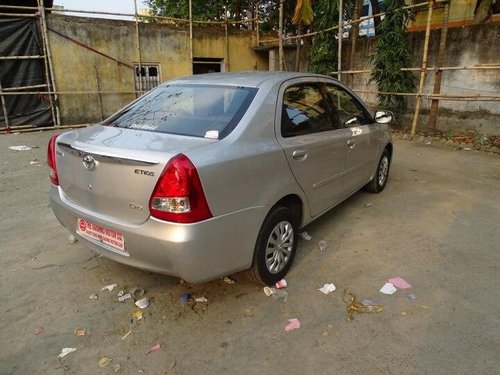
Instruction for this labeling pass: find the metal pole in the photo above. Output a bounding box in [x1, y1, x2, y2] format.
[37, 0, 59, 127]
[224, 7, 229, 72]
[337, 0, 343, 81]
[189, 0, 193, 74]
[0, 83, 10, 131]
[279, 0, 284, 71]
[427, 1, 450, 132]
[411, 0, 434, 135]
[134, 0, 143, 94]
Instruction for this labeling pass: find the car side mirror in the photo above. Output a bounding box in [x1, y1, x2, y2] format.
[374, 110, 394, 124]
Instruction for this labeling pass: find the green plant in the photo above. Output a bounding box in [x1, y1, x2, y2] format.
[369, 0, 415, 111]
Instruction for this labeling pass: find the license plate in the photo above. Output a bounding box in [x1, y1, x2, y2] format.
[77, 218, 125, 252]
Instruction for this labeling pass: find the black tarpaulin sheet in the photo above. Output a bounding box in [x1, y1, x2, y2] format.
[0, 17, 53, 127]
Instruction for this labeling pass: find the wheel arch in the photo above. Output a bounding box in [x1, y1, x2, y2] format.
[385, 142, 393, 161]
[273, 194, 304, 229]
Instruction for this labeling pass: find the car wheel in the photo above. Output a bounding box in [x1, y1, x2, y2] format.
[365, 149, 390, 193]
[243, 206, 299, 285]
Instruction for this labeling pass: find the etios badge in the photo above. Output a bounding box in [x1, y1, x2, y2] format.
[82, 154, 96, 170]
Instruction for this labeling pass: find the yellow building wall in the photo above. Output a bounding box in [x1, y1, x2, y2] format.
[408, 0, 498, 31]
[47, 15, 268, 124]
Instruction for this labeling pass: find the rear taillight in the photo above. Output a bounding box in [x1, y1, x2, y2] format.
[149, 154, 212, 223]
[47, 134, 59, 186]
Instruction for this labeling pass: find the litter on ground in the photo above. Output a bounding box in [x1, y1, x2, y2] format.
[146, 343, 161, 354]
[135, 297, 150, 309]
[101, 283, 118, 292]
[318, 283, 336, 295]
[388, 277, 412, 289]
[406, 293, 416, 301]
[195, 296, 208, 302]
[379, 282, 398, 295]
[132, 310, 143, 320]
[318, 240, 328, 252]
[299, 232, 312, 240]
[121, 330, 132, 340]
[275, 279, 287, 288]
[223, 276, 235, 284]
[285, 318, 301, 332]
[118, 293, 132, 302]
[74, 328, 86, 337]
[272, 289, 288, 303]
[98, 357, 112, 368]
[57, 348, 77, 358]
[343, 289, 383, 321]
[9, 145, 31, 151]
[68, 234, 77, 244]
[33, 327, 44, 335]
[89, 294, 98, 300]
[180, 293, 191, 303]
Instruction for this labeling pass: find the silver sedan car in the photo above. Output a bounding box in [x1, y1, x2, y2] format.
[48, 72, 393, 284]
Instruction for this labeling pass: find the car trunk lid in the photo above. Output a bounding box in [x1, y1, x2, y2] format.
[55, 125, 215, 224]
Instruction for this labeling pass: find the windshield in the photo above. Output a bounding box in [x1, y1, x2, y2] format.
[107, 84, 257, 139]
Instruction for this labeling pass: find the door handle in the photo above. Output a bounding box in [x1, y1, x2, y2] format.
[347, 139, 356, 149]
[292, 149, 308, 161]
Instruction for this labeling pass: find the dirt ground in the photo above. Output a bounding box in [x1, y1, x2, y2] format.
[1, 131, 499, 374]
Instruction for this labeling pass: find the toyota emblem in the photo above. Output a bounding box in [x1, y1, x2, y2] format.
[82, 154, 96, 170]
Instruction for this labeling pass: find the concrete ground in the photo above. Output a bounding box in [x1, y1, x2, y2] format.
[0, 131, 499, 374]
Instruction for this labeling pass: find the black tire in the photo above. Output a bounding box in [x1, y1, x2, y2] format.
[243, 206, 299, 285]
[365, 149, 391, 193]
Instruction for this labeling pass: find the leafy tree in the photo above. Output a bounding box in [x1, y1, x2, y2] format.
[369, 0, 415, 111]
[308, 0, 340, 75]
[291, 0, 314, 71]
[145, 0, 254, 22]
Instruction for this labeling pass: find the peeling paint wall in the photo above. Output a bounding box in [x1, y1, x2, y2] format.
[47, 15, 268, 124]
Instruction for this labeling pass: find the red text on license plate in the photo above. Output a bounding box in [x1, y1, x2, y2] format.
[77, 218, 125, 252]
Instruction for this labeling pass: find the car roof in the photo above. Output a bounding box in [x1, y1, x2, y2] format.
[169, 71, 336, 88]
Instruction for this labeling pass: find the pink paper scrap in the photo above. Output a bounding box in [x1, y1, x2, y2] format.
[388, 277, 412, 289]
[285, 318, 301, 332]
[146, 343, 161, 354]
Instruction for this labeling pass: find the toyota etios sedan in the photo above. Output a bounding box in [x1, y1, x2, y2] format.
[48, 72, 393, 285]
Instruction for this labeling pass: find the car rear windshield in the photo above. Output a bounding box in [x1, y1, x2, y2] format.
[107, 84, 258, 139]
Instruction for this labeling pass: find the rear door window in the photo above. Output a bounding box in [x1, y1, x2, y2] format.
[107, 84, 257, 139]
[281, 84, 335, 137]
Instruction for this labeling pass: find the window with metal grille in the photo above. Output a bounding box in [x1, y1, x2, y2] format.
[134, 64, 161, 93]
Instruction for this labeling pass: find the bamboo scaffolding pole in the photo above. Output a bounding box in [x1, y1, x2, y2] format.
[189, 0, 193, 74]
[134, 0, 143, 95]
[0, 83, 10, 131]
[0, 5, 39, 10]
[0, 55, 44, 60]
[338, 0, 344, 81]
[3, 84, 48, 92]
[279, 0, 284, 71]
[349, 0, 362, 86]
[411, 0, 434, 135]
[0, 124, 88, 135]
[93, 60, 104, 121]
[255, 2, 260, 46]
[37, 0, 58, 127]
[0, 12, 37, 17]
[427, 1, 450, 132]
[2, 90, 497, 101]
[332, 65, 500, 75]
[224, 8, 230, 72]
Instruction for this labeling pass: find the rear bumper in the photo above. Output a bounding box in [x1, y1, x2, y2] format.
[50, 186, 268, 283]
